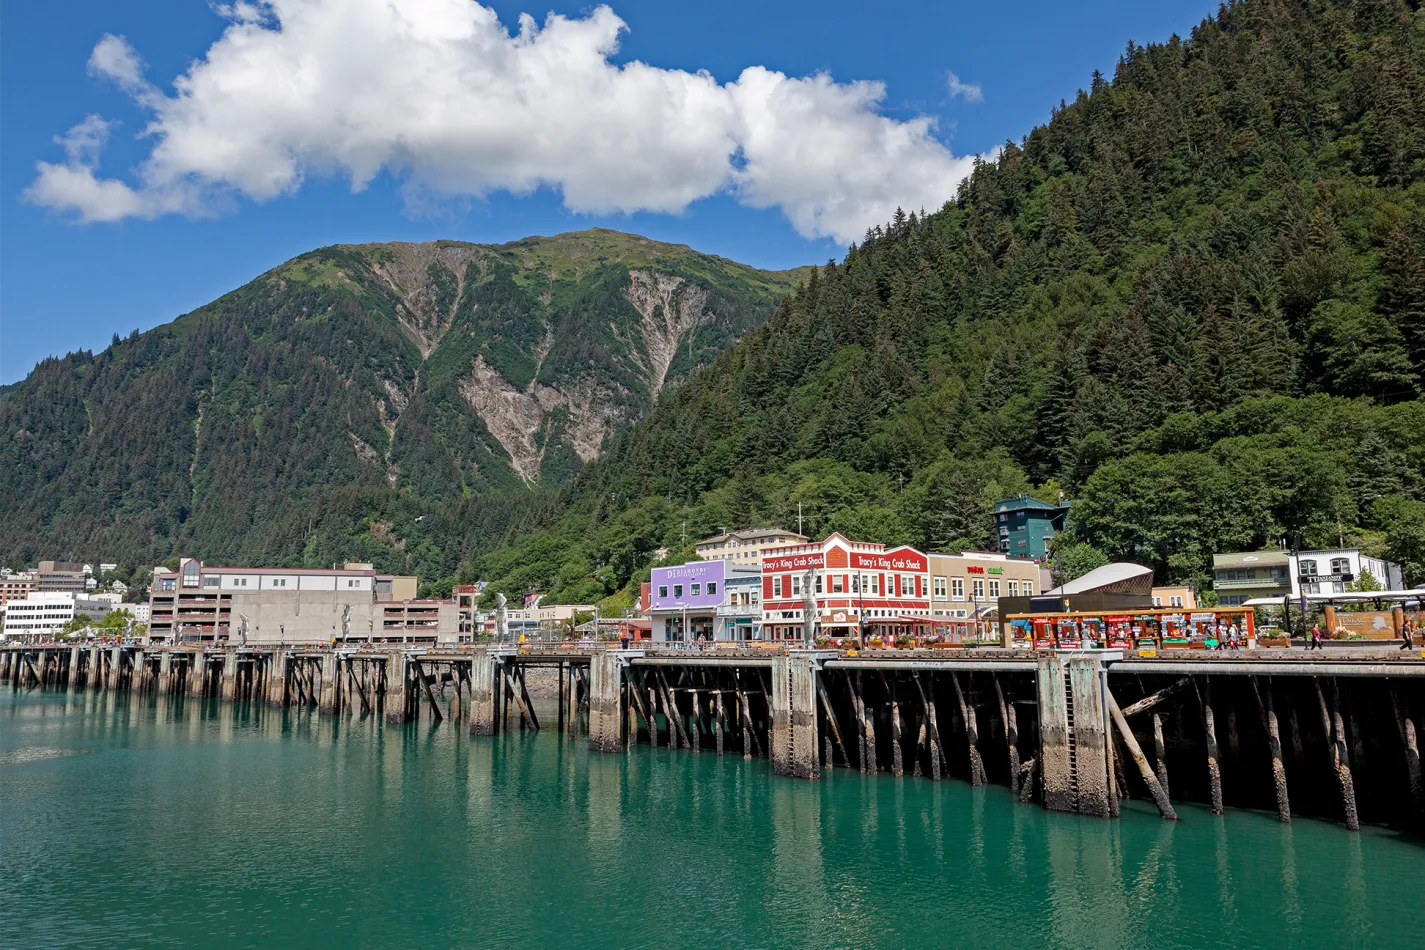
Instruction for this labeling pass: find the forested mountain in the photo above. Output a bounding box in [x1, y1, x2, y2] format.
[0, 230, 805, 574]
[473, 0, 1425, 602]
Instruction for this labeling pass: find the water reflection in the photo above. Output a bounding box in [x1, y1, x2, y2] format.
[2, 689, 1423, 950]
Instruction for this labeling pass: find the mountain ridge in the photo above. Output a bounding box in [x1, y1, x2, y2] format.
[0, 228, 810, 575]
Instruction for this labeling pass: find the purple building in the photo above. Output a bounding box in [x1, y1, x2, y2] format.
[650, 561, 726, 641]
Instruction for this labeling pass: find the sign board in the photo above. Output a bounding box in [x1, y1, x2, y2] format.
[1332, 611, 1397, 640]
[1301, 573, 1353, 584]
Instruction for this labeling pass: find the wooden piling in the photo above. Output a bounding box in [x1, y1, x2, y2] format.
[883, 674, 903, 777]
[1106, 689, 1177, 820]
[1314, 678, 1359, 831]
[912, 672, 944, 782]
[1251, 677, 1290, 823]
[1391, 687, 1422, 823]
[1036, 656, 1072, 812]
[993, 675, 1019, 798]
[951, 672, 985, 786]
[1152, 712, 1170, 800]
[1195, 678, 1223, 815]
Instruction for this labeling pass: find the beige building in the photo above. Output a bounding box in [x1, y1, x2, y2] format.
[36, 561, 88, 594]
[1152, 585, 1197, 609]
[928, 551, 1041, 630]
[147, 558, 430, 644]
[0, 574, 35, 606]
[696, 528, 809, 567]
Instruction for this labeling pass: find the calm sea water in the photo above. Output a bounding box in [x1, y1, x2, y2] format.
[1, 689, 1420, 949]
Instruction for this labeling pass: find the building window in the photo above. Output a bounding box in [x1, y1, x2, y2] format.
[1008, 581, 1019, 596]
[973, 579, 985, 601]
[1299, 559, 1318, 577]
[952, 578, 964, 601]
[791, 575, 801, 596]
[658, 585, 668, 598]
[182, 561, 199, 589]
[1331, 557, 1350, 576]
[934, 577, 947, 601]
[1171, 596, 1183, 607]
[772, 578, 781, 598]
[1023, 582, 1033, 596]
[832, 575, 844, 594]
[201, 575, 219, 589]
[691, 583, 702, 597]
[673, 585, 683, 598]
[707, 582, 717, 596]
[815, 574, 824, 595]
[989, 580, 1000, 598]
[1152, 596, 1162, 606]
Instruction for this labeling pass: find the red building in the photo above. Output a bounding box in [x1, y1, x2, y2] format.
[760, 533, 931, 641]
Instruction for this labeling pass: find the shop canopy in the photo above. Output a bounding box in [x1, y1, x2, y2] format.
[1241, 589, 1425, 607]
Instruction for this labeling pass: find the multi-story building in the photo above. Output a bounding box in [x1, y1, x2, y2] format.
[377, 600, 458, 643]
[993, 497, 1070, 560]
[695, 528, 809, 567]
[1, 592, 113, 641]
[35, 561, 88, 594]
[146, 558, 423, 643]
[927, 551, 1040, 637]
[760, 534, 931, 641]
[717, 568, 763, 641]
[1293, 548, 1403, 596]
[1214, 548, 1405, 605]
[650, 560, 730, 641]
[1212, 551, 1293, 606]
[0, 574, 35, 606]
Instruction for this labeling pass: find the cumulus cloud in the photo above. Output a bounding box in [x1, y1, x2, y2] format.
[946, 72, 983, 103]
[24, 0, 980, 242]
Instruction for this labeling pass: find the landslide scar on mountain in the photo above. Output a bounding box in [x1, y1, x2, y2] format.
[457, 357, 620, 482]
[369, 244, 478, 357]
[623, 270, 709, 397]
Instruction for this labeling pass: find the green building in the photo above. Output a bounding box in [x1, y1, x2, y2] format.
[994, 496, 1069, 561]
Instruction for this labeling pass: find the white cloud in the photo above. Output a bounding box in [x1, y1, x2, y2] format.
[946, 72, 983, 103]
[25, 1, 981, 243]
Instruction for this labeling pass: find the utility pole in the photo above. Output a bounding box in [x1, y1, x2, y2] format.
[797, 502, 803, 536]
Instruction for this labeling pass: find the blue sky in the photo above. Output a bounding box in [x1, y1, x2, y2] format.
[1, 0, 1215, 384]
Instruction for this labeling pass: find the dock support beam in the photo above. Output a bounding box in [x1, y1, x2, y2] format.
[788, 654, 819, 779]
[588, 652, 623, 753]
[319, 654, 338, 713]
[158, 652, 173, 694]
[1037, 656, 1072, 812]
[267, 652, 288, 707]
[68, 647, 82, 690]
[221, 652, 238, 701]
[469, 652, 497, 736]
[385, 655, 410, 724]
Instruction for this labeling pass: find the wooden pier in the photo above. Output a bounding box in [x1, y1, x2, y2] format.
[4, 642, 1422, 831]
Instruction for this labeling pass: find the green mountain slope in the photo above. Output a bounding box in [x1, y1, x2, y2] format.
[0, 230, 807, 575]
[474, 0, 1425, 602]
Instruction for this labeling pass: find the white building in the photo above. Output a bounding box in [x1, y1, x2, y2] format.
[1293, 549, 1403, 596]
[1, 592, 113, 640]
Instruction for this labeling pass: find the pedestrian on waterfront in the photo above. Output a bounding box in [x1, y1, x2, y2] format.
[620, 632, 630, 651]
[1309, 623, 1323, 650]
[1401, 619, 1415, 650]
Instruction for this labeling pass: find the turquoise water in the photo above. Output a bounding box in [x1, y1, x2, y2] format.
[1, 689, 1420, 949]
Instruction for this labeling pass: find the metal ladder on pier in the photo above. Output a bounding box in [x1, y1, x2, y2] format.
[1064, 666, 1080, 806]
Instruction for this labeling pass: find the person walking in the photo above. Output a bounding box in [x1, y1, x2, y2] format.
[1401, 619, 1415, 650]
[1309, 622, 1323, 651]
